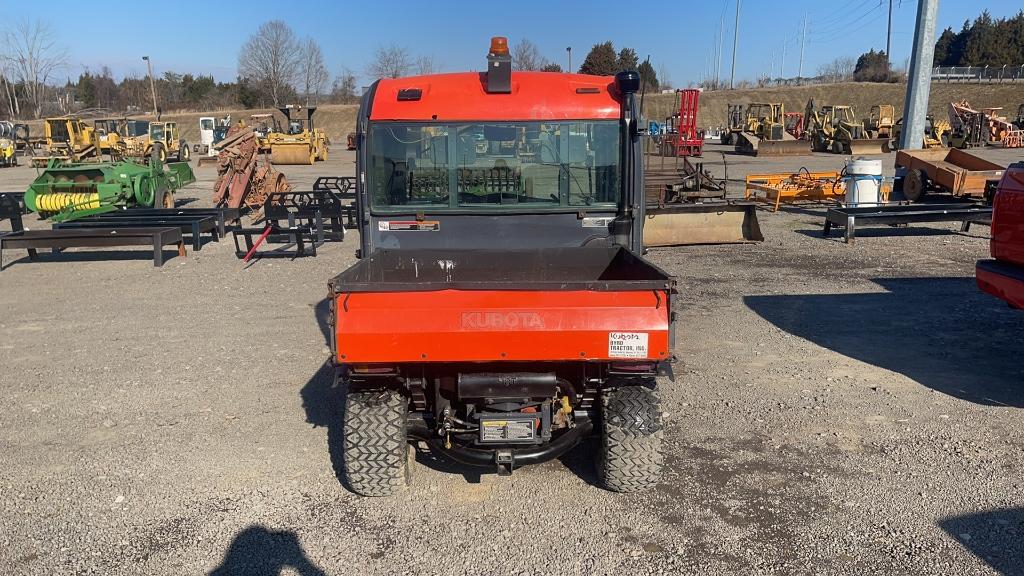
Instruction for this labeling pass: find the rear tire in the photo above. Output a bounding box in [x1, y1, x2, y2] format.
[180, 142, 190, 162]
[341, 388, 411, 496]
[596, 382, 664, 493]
[151, 143, 166, 165]
[904, 168, 928, 202]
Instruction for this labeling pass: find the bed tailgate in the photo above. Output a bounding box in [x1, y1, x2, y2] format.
[328, 247, 675, 364]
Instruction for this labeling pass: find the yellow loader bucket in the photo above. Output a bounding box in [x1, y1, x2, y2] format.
[644, 202, 764, 247]
[846, 138, 890, 155]
[755, 139, 810, 156]
[270, 143, 315, 165]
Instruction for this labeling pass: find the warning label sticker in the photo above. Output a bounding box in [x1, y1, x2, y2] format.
[608, 332, 649, 358]
[378, 220, 440, 231]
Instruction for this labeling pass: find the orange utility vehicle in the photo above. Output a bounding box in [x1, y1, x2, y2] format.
[328, 37, 674, 496]
[977, 162, 1024, 309]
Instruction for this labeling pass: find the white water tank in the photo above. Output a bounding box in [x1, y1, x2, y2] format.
[844, 157, 884, 205]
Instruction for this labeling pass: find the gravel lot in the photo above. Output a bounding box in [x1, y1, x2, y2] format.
[0, 146, 1022, 575]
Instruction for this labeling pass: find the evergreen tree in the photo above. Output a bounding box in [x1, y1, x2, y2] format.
[637, 60, 659, 91]
[578, 42, 618, 76]
[616, 48, 639, 72]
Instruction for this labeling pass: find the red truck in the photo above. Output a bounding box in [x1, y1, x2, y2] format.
[328, 37, 674, 496]
[977, 162, 1024, 308]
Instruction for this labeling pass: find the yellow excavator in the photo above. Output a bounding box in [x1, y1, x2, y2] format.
[267, 105, 330, 165]
[805, 100, 889, 155]
[731, 102, 808, 156]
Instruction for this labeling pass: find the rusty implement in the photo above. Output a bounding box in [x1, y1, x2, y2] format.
[212, 127, 291, 212]
[745, 170, 848, 212]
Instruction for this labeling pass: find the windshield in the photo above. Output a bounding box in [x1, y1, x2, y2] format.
[201, 119, 214, 131]
[124, 121, 149, 137]
[151, 124, 165, 141]
[368, 121, 620, 211]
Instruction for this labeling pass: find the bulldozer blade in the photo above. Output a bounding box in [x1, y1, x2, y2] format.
[270, 144, 315, 165]
[847, 138, 890, 155]
[643, 202, 764, 247]
[755, 139, 810, 156]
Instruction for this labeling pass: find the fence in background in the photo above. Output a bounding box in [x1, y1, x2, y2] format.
[932, 65, 1024, 83]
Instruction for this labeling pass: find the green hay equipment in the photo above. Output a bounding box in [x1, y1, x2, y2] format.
[24, 158, 195, 222]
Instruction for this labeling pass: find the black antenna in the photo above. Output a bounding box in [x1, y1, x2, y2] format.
[639, 55, 650, 120]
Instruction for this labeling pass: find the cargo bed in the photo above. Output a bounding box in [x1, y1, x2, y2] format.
[329, 246, 675, 364]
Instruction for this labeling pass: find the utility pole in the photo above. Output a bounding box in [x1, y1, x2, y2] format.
[781, 32, 789, 79]
[886, 0, 894, 79]
[142, 56, 158, 117]
[899, 0, 939, 151]
[730, 0, 741, 88]
[566, 47, 572, 73]
[716, 9, 725, 85]
[798, 13, 808, 83]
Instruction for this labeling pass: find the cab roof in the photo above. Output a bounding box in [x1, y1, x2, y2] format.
[369, 72, 621, 122]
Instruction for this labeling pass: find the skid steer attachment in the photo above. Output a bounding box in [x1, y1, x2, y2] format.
[644, 202, 764, 246]
[846, 138, 890, 155]
[756, 137, 811, 156]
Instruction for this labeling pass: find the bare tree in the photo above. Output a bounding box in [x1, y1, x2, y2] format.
[238, 20, 301, 107]
[299, 38, 329, 105]
[511, 39, 547, 71]
[366, 45, 411, 79]
[331, 68, 359, 103]
[0, 63, 18, 118]
[657, 62, 673, 91]
[5, 19, 66, 119]
[414, 55, 438, 76]
[817, 57, 856, 83]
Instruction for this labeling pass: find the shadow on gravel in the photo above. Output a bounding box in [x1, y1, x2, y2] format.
[208, 524, 327, 576]
[794, 226, 987, 242]
[314, 297, 332, 348]
[0, 248, 185, 269]
[939, 508, 1024, 575]
[745, 277, 1024, 407]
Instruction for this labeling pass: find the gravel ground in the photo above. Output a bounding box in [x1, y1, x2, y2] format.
[0, 146, 1022, 575]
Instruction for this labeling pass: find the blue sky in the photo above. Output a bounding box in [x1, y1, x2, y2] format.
[5, 0, 1021, 86]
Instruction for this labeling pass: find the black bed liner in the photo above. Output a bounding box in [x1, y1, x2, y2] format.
[329, 245, 675, 293]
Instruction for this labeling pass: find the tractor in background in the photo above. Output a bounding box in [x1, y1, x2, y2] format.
[31, 118, 101, 167]
[805, 100, 889, 155]
[122, 121, 190, 164]
[731, 102, 807, 156]
[863, 105, 895, 140]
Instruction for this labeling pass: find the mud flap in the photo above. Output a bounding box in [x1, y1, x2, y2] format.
[643, 202, 764, 247]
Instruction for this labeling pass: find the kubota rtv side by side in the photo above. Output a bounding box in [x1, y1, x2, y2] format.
[328, 37, 675, 496]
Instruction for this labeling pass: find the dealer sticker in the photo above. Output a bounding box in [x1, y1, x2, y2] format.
[608, 332, 649, 358]
[582, 216, 615, 228]
[378, 220, 440, 231]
